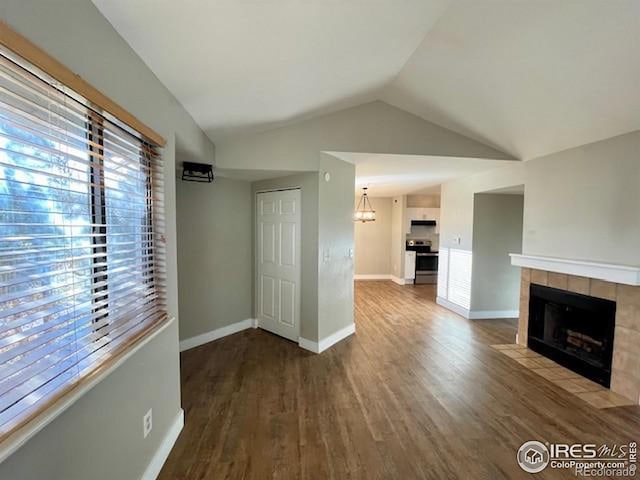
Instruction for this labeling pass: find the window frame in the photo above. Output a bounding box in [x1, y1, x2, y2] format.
[0, 20, 169, 455]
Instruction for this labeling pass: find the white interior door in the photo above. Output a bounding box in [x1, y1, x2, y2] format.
[256, 189, 301, 341]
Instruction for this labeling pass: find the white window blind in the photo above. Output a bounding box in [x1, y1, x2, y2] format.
[0, 45, 167, 439]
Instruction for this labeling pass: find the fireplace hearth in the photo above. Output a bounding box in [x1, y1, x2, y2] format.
[528, 284, 616, 387]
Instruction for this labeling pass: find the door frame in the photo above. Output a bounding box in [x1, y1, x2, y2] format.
[254, 187, 302, 341]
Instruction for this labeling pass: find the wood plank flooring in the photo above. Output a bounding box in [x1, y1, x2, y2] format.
[159, 281, 640, 479]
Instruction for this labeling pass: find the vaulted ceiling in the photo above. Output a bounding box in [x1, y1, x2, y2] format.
[92, 0, 449, 139]
[93, 0, 640, 161]
[382, 0, 640, 160]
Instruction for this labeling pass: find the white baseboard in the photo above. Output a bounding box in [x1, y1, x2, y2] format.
[468, 310, 519, 319]
[298, 323, 356, 354]
[354, 274, 391, 280]
[354, 274, 413, 285]
[179, 318, 257, 352]
[298, 337, 320, 353]
[436, 297, 519, 320]
[319, 323, 356, 352]
[436, 296, 471, 319]
[141, 408, 184, 480]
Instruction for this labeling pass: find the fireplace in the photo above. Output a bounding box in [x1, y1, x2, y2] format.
[528, 284, 616, 387]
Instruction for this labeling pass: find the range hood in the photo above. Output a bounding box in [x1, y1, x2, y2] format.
[411, 220, 437, 227]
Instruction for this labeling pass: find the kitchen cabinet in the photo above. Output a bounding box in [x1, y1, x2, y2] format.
[404, 251, 416, 281]
[405, 208, 440, 234]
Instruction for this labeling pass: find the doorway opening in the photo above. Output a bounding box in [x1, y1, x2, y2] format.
[470, 185, 525, 318]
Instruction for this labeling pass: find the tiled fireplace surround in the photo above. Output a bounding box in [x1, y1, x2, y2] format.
[517, 268, 640, 404]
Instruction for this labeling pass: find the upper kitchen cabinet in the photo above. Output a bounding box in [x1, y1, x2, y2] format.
[405, 208, 440, 234]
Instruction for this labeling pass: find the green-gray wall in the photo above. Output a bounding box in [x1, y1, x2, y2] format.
[177, 177, 253, 340]
[318, 154, 355, 339]
[523, 131, 640, 266]
[439, 129, 640, 314]
[440, 164, 525, 252]
[471, 194, 524, 312]
[216, 101, 515, 174]
[0, 323, 181, 480]
[0, 0, 214, 478]
[441, 130, 640, 267]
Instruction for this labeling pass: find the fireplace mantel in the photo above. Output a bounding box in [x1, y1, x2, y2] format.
[510, 254, 640, 286]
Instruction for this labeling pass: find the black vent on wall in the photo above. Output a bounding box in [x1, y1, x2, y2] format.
[182, 162, 214, 183]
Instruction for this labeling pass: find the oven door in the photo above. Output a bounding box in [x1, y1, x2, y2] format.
[416, 253, 438, 273]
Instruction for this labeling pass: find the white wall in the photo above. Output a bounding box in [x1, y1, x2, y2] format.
[354, 197, 392, 276]
[390, 196, 407, 278]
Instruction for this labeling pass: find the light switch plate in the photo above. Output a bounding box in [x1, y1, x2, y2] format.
[143, 408, 152, 438]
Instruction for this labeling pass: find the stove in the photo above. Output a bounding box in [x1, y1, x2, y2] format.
[406, 240, 438, 284]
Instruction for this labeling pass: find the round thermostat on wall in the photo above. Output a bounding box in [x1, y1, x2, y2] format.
[324, 172, 331, 182]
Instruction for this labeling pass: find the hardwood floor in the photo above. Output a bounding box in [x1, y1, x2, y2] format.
[159, 281, 640, 479]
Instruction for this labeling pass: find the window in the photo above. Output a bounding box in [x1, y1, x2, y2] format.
[0, 45, 166, 438]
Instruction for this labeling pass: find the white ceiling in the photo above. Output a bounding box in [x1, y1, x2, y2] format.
[383, 0, 640, 160]
[330, 152, 513, 197]
[94, 0, 640, 174]
[92, 0, 448, 139]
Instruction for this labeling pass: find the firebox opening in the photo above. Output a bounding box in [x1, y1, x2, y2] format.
[528, 284, 616, 387]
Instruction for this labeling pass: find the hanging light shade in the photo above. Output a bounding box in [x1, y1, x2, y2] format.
[354, 187, 376, 222]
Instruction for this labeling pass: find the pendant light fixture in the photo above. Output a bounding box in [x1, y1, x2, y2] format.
[354, 187, 376, 222]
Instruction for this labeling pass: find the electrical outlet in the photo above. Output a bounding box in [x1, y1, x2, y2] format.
[143, 408, 152, 438]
